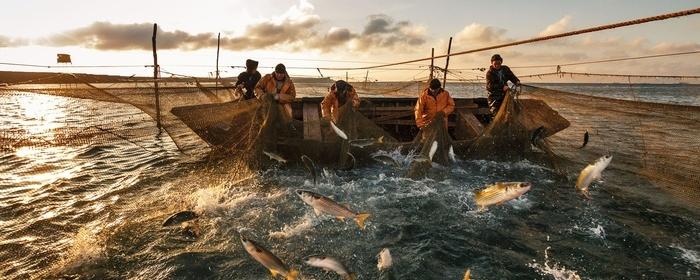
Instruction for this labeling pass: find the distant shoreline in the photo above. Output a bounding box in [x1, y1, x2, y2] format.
[0, 70, 332, 85]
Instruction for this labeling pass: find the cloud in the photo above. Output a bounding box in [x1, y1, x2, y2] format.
[351, 14, 426, 51]
[40, 22, 215, 50]
[0, 35, 29, 48]
[538, 15, 572, 36]
[9, 1, 425, 54]
[453, 23, 508, 47]
[306, 27, 357, 52]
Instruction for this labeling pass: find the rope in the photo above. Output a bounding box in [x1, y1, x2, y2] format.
[313, 7, 700, 71]
[510, 50, 700, 69]
[519, 71, 700, 79]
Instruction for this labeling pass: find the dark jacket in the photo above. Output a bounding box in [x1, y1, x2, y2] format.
[485, 65, 519, 99]
[235, 71, 261, 100]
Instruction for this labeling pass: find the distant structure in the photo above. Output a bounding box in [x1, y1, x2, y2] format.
[57, 53, 72, 64]
[57, 54, 73, 88]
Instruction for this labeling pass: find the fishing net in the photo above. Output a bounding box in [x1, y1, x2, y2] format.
[406, 113, 453, 178]
[0, 73, 237, 154]
[520, 85, 700, 206]
[332, 101, 398, 168]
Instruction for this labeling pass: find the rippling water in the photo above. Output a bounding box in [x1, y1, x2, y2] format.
[1, 90, 699, 279]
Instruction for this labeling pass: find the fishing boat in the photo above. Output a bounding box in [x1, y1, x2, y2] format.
[170, 90, 570, 164]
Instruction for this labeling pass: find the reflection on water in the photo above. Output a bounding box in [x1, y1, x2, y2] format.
[14, 93, 66, 136]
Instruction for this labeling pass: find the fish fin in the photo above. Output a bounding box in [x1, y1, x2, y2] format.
[355, 213, 371, 230]
[313, 208, 323, 216]
[345, 272, 357, 280]
[581, 190, 592, 200]
[286, 269, 299, 280]
[269, 269, 278, 277]
[336, 216, 345, 221]
[378, 136, 384, 144]
[463, 269, 471, 280]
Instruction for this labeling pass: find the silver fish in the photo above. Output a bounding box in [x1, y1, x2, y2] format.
[301, 155, 317, 185]
[330, 121, 348, 140]
[305, 256, 356, 280]
[349, 136, 384, 148]
[163, 211, 198, 227]
[474, 182, 531, 210]
[372, 154, 400, 167]
[240, 235, 299, 280]
[575, 155, 612, 199]
[295, 189, 370, 229]
[448, 145, 456, 162]
[429, 141, 438, 161]
[263, 150, 287, 163]
[377, 248, 393, 271]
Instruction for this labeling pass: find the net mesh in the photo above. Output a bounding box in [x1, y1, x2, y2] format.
[520, 85, 700, 205]
[1, 74, 698, 206]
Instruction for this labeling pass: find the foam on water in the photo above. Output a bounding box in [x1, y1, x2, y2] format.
[528, 247, 583, 280]
[268, 212, 322, 239]
[671, 244, 700, 270]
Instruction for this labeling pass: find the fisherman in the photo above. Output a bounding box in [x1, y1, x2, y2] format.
[485, 54, 520, 115]
[321, 80, 360, 122]
[255, 63, 296, 117]
[414, 78, 455, 129]
[235, 59, 261, 100]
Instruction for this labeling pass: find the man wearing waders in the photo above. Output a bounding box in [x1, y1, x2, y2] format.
[485, 54, 520, 116]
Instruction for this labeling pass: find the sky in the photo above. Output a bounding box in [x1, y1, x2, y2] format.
[1, 0, 699, 82]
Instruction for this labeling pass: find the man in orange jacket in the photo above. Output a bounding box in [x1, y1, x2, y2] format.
[415, 78, 455, 129]
[255, 63, 296, 117]
[321, 80, 360, 122]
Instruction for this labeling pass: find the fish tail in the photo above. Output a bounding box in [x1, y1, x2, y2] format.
[378, 136, 384, 144]
[345, 272, 357, 280]
[286, 269, 299, 280]
[355, 213, 371, 230]
[463, 269, 471, 280]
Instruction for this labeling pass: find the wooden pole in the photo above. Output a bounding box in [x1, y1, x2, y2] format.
[443, 37, 453, 87]
[151, 23, 161, 131]
[215, 32, 220, 89]
[364, 70, 369, 88]
[346, 71, 348, 81]
[429, 48, 435, 81]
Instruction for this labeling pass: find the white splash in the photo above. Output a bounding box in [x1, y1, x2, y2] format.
[589, 224, 606, 239]
[528, 247, 582, 280]
[268, 213, 319, 239]
[671, 244, 700, 269]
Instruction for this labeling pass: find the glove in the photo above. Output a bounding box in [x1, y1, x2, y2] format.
[274, 94, 280, 101]
[503, 85, 510, 92]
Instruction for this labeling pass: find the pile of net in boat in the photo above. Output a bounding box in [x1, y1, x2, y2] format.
[405, 113, 453, 178]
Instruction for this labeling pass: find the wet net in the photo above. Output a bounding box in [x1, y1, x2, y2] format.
[518, 84, 700, 206]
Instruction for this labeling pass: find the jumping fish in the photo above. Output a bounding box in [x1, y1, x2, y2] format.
[377, 248, 392, 271]
[448, 145, 457, 162]
[463, 269, 471, 280]
[428, 141, 438, 161]
[346, 152, 356, 169]
[240, 236, 299, 280]
[474, 182, 532, 210]
[330, 121, 348, 140]
[372, 154, 400, 167]
[301, 155, 317, 185]
[349, 136, 384, 148]
[575, 155, 612, 199]
[579, 130, 590, 149]
[263, 151, 287, 163]
[304, 256, 356, 280]
[162, 211, 198, 226]
[295, 189, 370, 229]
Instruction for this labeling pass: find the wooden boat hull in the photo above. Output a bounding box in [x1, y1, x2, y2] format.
[171, 96, 569, 164]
